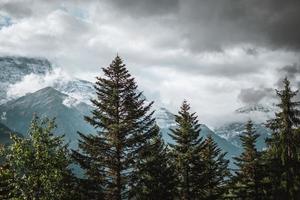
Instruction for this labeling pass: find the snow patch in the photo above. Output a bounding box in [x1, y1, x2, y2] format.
[62, 96, 80, 108]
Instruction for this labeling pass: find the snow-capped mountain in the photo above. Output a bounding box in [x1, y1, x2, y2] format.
[215, 122, 270, 150]
[53, 79, 96, 106]
[214, 104, 275, 150]
[235, 104, 276, 114]
[154, 106, 241, 167]
[154, 107, 177, 129]
[0, 56, 241, 165]
[0, 87, 94, 148]
[0, 56, 52, 104]
[0, 56, 52, 83]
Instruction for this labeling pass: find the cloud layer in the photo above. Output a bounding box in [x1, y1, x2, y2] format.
[1, 0, 300, 127]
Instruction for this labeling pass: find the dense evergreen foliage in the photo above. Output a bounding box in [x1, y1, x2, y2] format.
[1, 56, 300, 200]
[0, 116, 74, 200]
[72, 56, 158, 200]
[129, 126, 176, 199]
[265, 78, 300, 199]
[201, 135, 229, 200]
[168, 100, 206, 200]
[232, 120, 265, 199]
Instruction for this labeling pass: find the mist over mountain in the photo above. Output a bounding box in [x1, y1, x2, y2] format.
[214, 103, 275, 150]
[0, 56, 243, 166]
[0, 56, 52, 104]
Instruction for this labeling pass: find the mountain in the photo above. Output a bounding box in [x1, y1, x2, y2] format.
[0, 56, 241, 166]
[0, 87, 94, 148]
[0, 56, 52, 83]
[0, 122, 23, 146]
[154, 107, 242, 167]
[215, 122, 270, 150]
[235, 104, 275, 114]
[53, 78, 96, 106]
[214, 104, 274, 150]
[0, 56, 52, 104]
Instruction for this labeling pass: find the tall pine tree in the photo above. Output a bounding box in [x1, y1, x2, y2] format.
[233, 120, 264, 200]
[73, 56, 157, 200]
[201, 135, 230, 200]
[169, 100, 206, 200]
[266, 77, 300, 199]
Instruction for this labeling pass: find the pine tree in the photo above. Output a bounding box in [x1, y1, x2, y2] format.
[169, 100, 206, 200]
[72, 56, 157, 200]
[265, 77, 300, 199]
[201, 135, 230, 200]
[233, 120, 264, 200]
[130, 126, 176, 199]
[1, 116, 73, 200]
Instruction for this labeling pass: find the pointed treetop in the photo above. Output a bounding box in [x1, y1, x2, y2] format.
[181, 100, 190, 111]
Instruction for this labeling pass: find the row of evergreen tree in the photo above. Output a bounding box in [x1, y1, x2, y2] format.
[0, 56, 300, 200]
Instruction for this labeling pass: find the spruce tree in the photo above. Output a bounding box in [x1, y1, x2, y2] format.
[265, 77, 300, 199]
[73, 56, 157, 200]
[130, 126, 176, 199]
[233, 120, 264, 200]
[169, 100, 206, 200]
[201, 135, 230, 200]
[1, 116, 73, 200]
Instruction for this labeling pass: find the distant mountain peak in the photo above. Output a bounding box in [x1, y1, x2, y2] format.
[0, 56, 52, 80]
[235, 104, 275, 114]
[0, 56, 53, 104]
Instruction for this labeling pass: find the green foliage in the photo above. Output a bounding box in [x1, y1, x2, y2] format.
[169, 100, 206, 200]
[265, 77, 300, 199]
[0, 116, 73, 200]
[130, 126, 176, 199]
[73, 56, 157, 200]
[201, 135, 230, 200]
[232, 120, 265, 200]
[3, 58, 300, 200]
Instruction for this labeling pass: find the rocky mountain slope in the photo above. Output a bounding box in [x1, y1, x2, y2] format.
[0, 87, 94, 148]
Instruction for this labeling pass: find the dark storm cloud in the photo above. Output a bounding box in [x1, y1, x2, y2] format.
[0, 1, 33, 18]
[277, 63, 300, 92]
[244, 48, 258, 56]
[279, 64, 300, 80]
[239, 63, 300, 106]
[179, 0, 300, 52]
[107, 0, 300, 52]
[238, 88, 274, 105]
[109, 0, 179, 17]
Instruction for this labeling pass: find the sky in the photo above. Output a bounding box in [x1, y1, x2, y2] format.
[0, 0, 300, 127]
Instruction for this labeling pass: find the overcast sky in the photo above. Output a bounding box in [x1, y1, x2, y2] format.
[0, 0, 300, 127]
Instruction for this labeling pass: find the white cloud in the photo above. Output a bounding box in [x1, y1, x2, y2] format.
[6, 68, 70, 99]
[0, 0, 300, 128]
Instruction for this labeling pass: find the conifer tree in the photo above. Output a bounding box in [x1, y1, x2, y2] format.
[0, 116, 73, 200]
[130, 126, 176, 199]
[201, 135, 230, 200]
[266, 77, 300, 199]
[169, 100, 206, 200]
[233, 120, 264, 200]
[73, 56, 157, 200]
